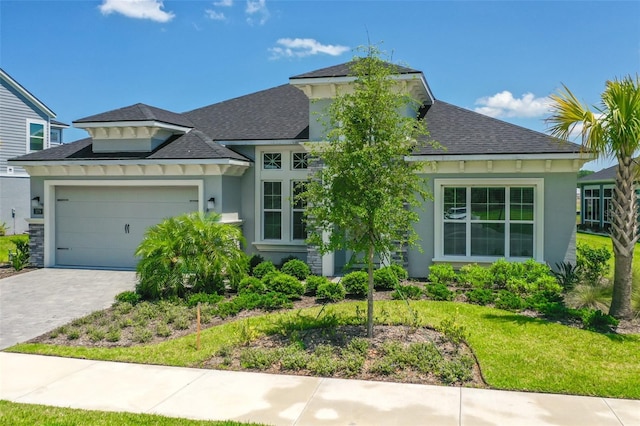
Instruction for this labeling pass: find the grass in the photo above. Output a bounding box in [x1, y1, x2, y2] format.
[8, 300, 640, 399]
[0, 401, 265, 425]
[0, 234, 28, 263]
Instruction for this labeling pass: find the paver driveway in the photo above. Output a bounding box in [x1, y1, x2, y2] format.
[0, 268, 136, 349]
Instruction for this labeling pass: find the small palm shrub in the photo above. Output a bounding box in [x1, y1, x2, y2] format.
[237, 276, 266, 295]
[374, 266, 399, 290]
[265, 273, 305, 299]
[253, 261, 277, 279]
[552, 261, 581, 292]
[135, 212, 246, 300]
[305, 275, 329, 296]
[428, 264, 456, 285]
[316, 281, 346, 302]
[342, 271, 368, 298]
[281, 259, 311, 281]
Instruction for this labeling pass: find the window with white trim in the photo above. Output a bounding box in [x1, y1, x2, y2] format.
[292, 181, 307, 240]
[27, 119, 47, 152]
[50, 128, 62, 145]
[292, 152, 308, 170]
[583, 186, 600, 226]
[263, 181, 282, 239]
[263, 153, 282, 170]
[436, 179, 543, 261]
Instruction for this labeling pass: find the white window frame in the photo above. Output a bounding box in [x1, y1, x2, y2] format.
[583, 185, 600, 225]
[254, 147, 310, 250]
[26, 119, 48, 152]
[262, 181, 283, 240]
[434, 178, 544, 263]
[291, 180, 307, 240]
[50, 128, 62, 145]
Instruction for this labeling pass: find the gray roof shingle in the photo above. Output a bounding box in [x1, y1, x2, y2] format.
[415, 101, 581, 155]
[290, 61, 420, 79]
[74, 103, 194, 128]
[184, 85, 308, 140]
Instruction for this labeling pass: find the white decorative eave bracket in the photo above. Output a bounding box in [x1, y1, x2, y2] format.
[10, 159, 251, 177]
[290, 72, 434, 105]
[74, 120, 192, 139]
[405, 152, 594, 174]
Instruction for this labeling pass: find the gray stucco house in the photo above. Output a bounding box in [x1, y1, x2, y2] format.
[578, 164, 639, 232]
[9, 62, 588, 276]
[1, 69, 68, 235]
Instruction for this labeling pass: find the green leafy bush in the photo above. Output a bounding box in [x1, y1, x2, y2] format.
[237, 276, 266, 295]
[425, 283, 454, 301]
[135, 212, 246, 300]
[494, 290, 526, 311]
[258, 291, 293, 310]
[305, 275, 328, 296]
[342, 271, 368, 298]
[10, 238, 30, 271]
[186, 292, 224, 307]
[248, 254, 265, 274]
[525, 290, 563, 311]
[458, 264, 493, 289]
[253, 261, 277, 279]
[389, 264, 409, 281]
[576, 243, 611, 285]
[278, 255, 300, 269]
[281, 259, 311, 281]
[428, 264, 456, 285]
[316, 281, 346, 302]
[552, 261, 581, 292]
[114, 291, 140, 305]
[466, 288, 495, 305]
[391, 284, 423, 300]
[489, 258, 512, 289]
[374, 267, 399, 290]
[265, 273, 305, 299]
[581, 309, 619, 332]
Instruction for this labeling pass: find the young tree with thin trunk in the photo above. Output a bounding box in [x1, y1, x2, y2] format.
[547, 75, 640, 319]
[303, 47, 433, 337]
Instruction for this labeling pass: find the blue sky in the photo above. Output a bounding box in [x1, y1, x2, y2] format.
[2, 0, 639, 170]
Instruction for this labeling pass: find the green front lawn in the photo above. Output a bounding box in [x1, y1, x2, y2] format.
[9, 300, 640, 399]
[0, 401, 265, 426]
[0, 235, 28, 264]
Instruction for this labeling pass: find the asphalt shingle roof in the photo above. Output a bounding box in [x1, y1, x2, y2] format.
[74, 103, 194, 129]
[184, 85, 309, 141]
[290, 61, 420, 79]
[415, 101, 581, 155]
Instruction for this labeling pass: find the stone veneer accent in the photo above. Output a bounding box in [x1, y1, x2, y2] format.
[28, 222, 45, 267]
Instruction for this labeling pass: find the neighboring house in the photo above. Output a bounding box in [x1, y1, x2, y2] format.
[9, 62, 589, 276]
[1, 69, 68, 235]
[577, 164, 639, 232]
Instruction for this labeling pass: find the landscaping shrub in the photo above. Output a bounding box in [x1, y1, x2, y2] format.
[341, 271, 368, 298]
[186, 292, 224, 307]
[258, 292, 293, 310]
[265, 273, 305, 299]
[466, 288, 495, 305]
[248, 254, 265, 274]
[305, 275, 328, 296]
[10, 238, 30, 271]
[580, 309, 619, 332]
[428, 264, 456, 285]
[278, 255, 300, 269]
[425, 283, 454, 301]
[389, 264, 409, 281]
[316, 281, 346, 302]
[552, 261, 581, 292]
[494, 290, 526, 311]
[374, 266, 399, 290]
[489, 258, 512, 289]
[237, 276, 266, 295]
[135, 212, 246, 300]
[391, 284, 423, 300]
[458, 264, 493, 289]
[114, 291, 140, 305]
[253, 261, 277, 279]
[576, 243, 611, 285]
[281, 259, 311, 281]
[525, 290, 563, 311]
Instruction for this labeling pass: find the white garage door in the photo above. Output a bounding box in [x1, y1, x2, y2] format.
[55, 186, 199, 268]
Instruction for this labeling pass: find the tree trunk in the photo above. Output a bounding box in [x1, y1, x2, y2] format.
[367, 244, 375, 338]
[609, 156, 637, 320]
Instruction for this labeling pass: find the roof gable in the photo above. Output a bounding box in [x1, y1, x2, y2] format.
[290, 61, 421, 79]
[74, 103, 194, 128]
[0, 68, 56, 118]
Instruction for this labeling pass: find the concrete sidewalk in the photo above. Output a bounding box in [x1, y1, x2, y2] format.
[1, 352, 638, 425]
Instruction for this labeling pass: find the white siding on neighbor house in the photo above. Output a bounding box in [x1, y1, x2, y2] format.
[0, 79, 50, 176]
[54, 186, 199, 268]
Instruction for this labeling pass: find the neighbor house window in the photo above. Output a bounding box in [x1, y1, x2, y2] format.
[263, 181, 282, 239]
[583, 186, 600, 226]
[27, 119, 46, 152]
[292, 181, 307, 240]
[436, 179, 543, 261]
[50, 128, 61, 145]
[603, 187, 613, 225]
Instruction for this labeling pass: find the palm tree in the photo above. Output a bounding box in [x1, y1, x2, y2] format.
[547, 75, 640, 319]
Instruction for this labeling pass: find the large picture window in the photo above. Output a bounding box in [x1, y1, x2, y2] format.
[437, 179, 543, 261]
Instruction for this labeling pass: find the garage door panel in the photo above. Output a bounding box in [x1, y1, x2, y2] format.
[55, 186, 199, 268]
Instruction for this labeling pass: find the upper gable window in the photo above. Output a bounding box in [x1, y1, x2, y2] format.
[50, 128, 62, 145]
[263, 153, 282, 170]
[27, 119, 47, 152]
[292, 152, 308, 170]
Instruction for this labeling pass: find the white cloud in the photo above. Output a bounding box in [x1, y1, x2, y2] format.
[269, 38, 350, 59]
[205, 9, 226, 20]
[214, 0, 233, 6]
[474, 91, 552, 118]
[99, 0, 174, 23]
[246, 0, 269, 25]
